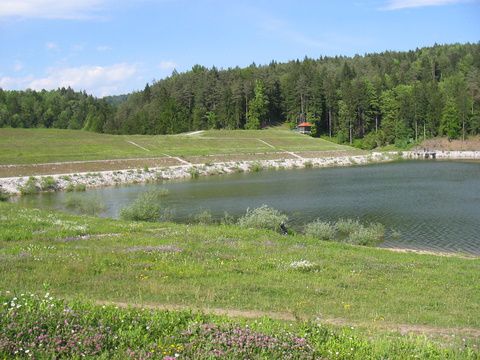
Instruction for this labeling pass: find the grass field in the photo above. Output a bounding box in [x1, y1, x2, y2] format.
[3, 293, 477, 359]
[1, 203, 478, 342]
[0, 128, 354, 165]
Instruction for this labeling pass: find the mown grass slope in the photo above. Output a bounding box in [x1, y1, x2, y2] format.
[0, 128, 353, 165]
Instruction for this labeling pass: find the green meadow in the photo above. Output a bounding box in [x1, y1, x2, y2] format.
[0, 202, 479, 358]
[0, 128, 353, 165]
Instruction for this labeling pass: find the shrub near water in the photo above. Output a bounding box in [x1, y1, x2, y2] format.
[304, 219, 336, 240]
[237, 205, 288, 231]
[19, 176, 39, 195]
[192, 210, 215, 225]
[66, 183, 87, 192]
[40, 176, 58, 191]
[0, 187, 9, 201]
[305, 218, 386, 246]
[347, 223, 386, 246]
[120, 189, 169, 222]
[336, 218, 362, 234]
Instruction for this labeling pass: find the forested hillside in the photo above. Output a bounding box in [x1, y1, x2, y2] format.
[0, 87, 113, 133]
[1, 43, 479, 148]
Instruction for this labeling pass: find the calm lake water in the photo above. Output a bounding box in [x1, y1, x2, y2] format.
[16, 161, 480, 255]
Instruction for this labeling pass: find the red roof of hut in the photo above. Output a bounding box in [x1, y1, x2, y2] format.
[297, 122, 312, 127]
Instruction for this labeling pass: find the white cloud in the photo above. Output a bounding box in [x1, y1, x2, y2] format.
[45, 42, 59, 50]
[158, 61, 178, 71]
[0, 63, 138, 97]
[382, 0, 470, 10]
[71, 43, 86, 52]
[0, 0, 106, 19]
[13, 61, 24, 72]
[96, 45, 112, 52]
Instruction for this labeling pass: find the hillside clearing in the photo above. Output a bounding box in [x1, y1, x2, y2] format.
[0, 128, 353, 165]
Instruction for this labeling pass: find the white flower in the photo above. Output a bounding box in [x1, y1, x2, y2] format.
[289, 260, 317, 270]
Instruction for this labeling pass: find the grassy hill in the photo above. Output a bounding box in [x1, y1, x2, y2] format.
[0, 128, 354, 165]
[0, 127, 363, 177]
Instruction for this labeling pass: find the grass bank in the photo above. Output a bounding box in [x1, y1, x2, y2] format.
[0, 128, 353, 166]
[1, 203, 478, 336]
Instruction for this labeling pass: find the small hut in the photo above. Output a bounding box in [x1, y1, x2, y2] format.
[297, 122, 312, 134]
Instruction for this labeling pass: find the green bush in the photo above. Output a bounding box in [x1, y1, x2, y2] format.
[0, 188, 9, 202]
[192, 210, 214, 225]
[237, 205, 288, 231]
[20, 177, 39, 195]
[75, 183, 87, 192]
[250, 162, 263, 172]
[344, 222, 385, 246]
[66, 183, 87, 192]
[40, 176, 58, 191]
[304, 219, 336, 240]
[361, 131, 386, 150]
[335, 218, 362, 234]
[120, 190, 167, 222]
[221, 211, 235, 225]
[189, 167, 200, 179]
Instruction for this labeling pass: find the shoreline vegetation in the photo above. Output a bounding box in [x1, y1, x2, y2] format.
[1, 149, 479, 195]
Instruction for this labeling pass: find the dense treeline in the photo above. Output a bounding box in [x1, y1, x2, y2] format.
[1, 43, 480, 148]
[0, 87, 113, 132]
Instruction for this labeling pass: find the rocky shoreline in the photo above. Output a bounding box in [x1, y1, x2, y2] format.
[1, 151, 479, 195]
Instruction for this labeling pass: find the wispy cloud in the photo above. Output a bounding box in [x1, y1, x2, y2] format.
[158, 61, 178, 71]
[96, 45, 112, 52]
[0, 63, 138, 96]
[45, 42, 59, 50]
[13, 61, 24, 72]
[382, 0, 471, 10]
[0, 0, 106, 19]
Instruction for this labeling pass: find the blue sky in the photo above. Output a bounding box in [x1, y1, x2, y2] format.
[0, 0, 479, 96]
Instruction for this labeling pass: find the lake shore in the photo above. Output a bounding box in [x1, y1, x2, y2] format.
[1, 150, 479, 195]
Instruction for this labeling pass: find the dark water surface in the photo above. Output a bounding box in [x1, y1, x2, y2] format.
[16, 161, 480, 254]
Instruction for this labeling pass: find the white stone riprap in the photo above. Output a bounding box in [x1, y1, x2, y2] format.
[0, 151, 478, 195]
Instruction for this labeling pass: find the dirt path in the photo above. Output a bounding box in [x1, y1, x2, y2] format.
[95, 300, 480, 339]
[182, 130, 205, 136]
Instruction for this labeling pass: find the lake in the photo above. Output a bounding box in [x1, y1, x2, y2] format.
[15, 161, 480, 255]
